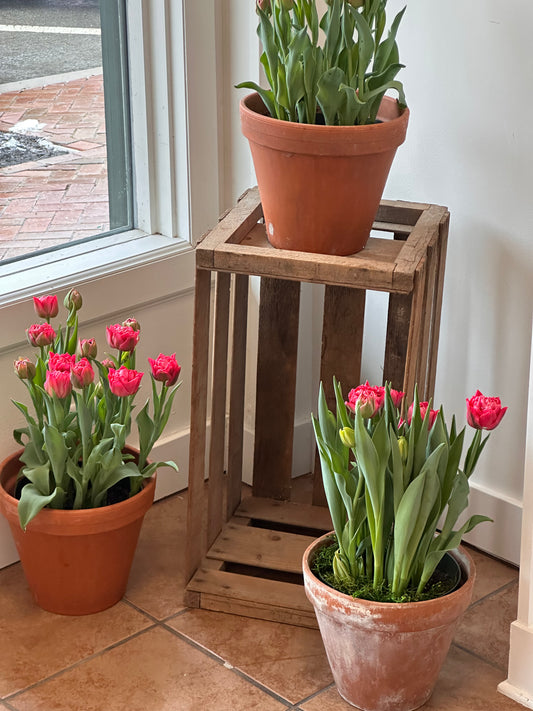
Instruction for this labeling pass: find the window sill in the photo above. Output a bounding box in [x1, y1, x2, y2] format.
[0, 230, 196, 350]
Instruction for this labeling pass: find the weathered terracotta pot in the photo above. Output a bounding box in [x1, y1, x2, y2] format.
[0, 449, 155, 616]
[303, 534, 475, 711]
[240, 92, 409, 256]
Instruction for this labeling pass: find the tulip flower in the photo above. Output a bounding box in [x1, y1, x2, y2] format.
[407, 401, 439, 429]
[33, 294, 58, 320]
[64, 288, 83, 311]
[79, 338, 98, 359]
[71, 358, 95, 389]
[108, 366, 143, 397]
[148, 353, 181, 387]
[106, 324, 140, 352]
[14, 357, 36, 380]
[48, 351, 76, 372]
[346, 382, 384, 416]
[26, 323, 56, 347]
[122, 317, 141, 332]
[466, 390, 507, 431]
[44, 370, 73, 399]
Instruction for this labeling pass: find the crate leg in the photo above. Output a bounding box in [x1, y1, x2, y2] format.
[403, 259, 428, 405]
[383, 293, 412, 396]
[207, 272, 231, 548]
[186, 268, 212, 582]
[313, 285, 366, 506]
[253, 277, 300, 500]
[227, 274, 249, 519]
[427, 214, 449, 397]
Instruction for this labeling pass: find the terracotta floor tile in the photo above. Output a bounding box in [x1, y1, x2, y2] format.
[0, 565, 153, 698]
[168, 608, 333, 704]
[125, 493, 189, 619]
[467, 546, 518, 602]
[454, 581, 518, 671]
[301, 645, 522, 710]
[8, 627, 287, 711]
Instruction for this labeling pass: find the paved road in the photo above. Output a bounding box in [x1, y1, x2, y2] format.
[0, 0, 102, 85]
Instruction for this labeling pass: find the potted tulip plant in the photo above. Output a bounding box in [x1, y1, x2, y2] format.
[237, 0, 409, 255]
[306, 379, 507, 711]
[0, 289, 182, 615]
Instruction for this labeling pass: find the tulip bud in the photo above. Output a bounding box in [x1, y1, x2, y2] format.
[79, 338, 98, 359]
[122, 317, 141, 332]
[339, 426, 355, 449]
[26, 323, 56, 348]
[332, 550, 353, 584]
[64, 288, 83, 311]
[257, 0, 271, 11]
[14, 357, 36, 380]
[71, 358, 95, 389]
[33, 295, 59, 320]
[101, 358, 115, 370]
[398, 436, 408, 464]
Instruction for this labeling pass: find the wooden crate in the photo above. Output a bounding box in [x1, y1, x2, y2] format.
[185, 187, 449, 627]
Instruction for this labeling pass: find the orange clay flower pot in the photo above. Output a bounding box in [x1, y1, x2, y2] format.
[303, 534, 475, 711]
[240, 92, 409, 256]
[0, 449, 155, 616]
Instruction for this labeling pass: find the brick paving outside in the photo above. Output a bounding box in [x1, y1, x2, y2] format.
[0, 73, 109, 261]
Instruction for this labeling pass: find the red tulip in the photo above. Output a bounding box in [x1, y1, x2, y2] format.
[26, 323, 56, 347]
[45, 370, 73, 399]
[48, 351, 75, 372]
[148, 353, 181, 387]
[407, 402, 439, 429]
[466, 390, 507, 431]
[33, 294, 58, 319]
[106, 324, 140, 352]
[346, 382, 384, 417]
[108, 366, 143, 397]
[71, 358, 95, 389]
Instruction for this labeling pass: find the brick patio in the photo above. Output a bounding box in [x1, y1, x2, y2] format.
[0, 73, 108, 261]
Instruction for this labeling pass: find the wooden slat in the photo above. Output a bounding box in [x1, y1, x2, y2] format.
[415, 241, 438, 401]
[402, 258, 427, 404]
[207, 523, 316, 573]
[392, 205, 447, 286]
[185, 268, 212, 581]
[226, 274, 249, 519]
[252, 277, 300, 500]
[427, 214, 449, 397]
[236, 496, 332, 532]
[376, 199, 429, 225]
[196, 188, 263, 268]
[313, 285, 366, 505]
[198, 592, 317, 628]
[207, 272, 231, 548]
[383, 292, 412, 394]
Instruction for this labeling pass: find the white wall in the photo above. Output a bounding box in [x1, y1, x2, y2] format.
[378, 0, 533, 562]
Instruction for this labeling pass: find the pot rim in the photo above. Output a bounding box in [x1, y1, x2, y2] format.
[303, 531, 475, 613]
[240, 92, 409, 155]
[0, 448, 156, 534]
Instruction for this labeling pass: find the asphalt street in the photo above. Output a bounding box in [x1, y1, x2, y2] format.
[0, 0, 102, 85]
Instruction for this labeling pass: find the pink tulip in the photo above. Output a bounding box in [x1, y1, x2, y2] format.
[389, 388, 405, 408]
[79, 338, 97, 359]
[71, 358, 95, 389]
[108, 366, 143, 397]
[106, 324, 140, 352]
[466, 390, 507, 431]
[407, 402, 439, 429]
[33, 295, 58, 320]
[26, 323, 56, 347]
[148, 353, 181, 387]
[346, 382, 384, 417]
[45, 370, 73, 399]
[122, 317, 141, 332]
[14, 357, 36, 380]
[48, 351, 75, 372]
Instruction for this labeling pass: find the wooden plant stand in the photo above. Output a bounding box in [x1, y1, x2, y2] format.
[184, 187, 450, 628]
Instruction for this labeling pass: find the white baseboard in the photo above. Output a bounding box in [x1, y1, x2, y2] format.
[462, 482, 522, 565]
[498, 621, 533, 708]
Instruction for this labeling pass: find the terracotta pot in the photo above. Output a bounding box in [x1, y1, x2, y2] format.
[0, 449, 155, 615]
[240, 92, 409, 256]
[303, 533, 475, 711]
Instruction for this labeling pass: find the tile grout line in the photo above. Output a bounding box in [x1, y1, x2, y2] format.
[2, 621, 158, 704]
[468, 578, 518, 610]
[452, 641, 509, 674]
[294, 682, 337, 707]
[160, 620, 295, 708]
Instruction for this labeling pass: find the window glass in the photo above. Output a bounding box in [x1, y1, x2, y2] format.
[0, 0, 131, 263]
